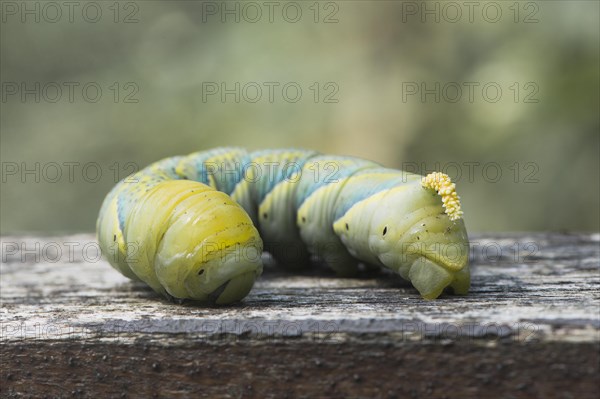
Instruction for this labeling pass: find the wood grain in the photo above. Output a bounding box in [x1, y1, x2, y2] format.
[1, 233, 599, 398]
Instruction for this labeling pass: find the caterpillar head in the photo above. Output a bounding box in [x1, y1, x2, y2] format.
[114, 180, 264, 305]
[333, 173, 469, 299]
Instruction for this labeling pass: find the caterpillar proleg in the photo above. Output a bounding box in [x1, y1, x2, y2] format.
[97, 148, 470, 304]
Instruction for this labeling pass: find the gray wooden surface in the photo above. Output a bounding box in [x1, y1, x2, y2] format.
[1, 233, 599, 398]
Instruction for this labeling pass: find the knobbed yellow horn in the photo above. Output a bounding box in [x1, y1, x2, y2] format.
[421, 172, 463, 221]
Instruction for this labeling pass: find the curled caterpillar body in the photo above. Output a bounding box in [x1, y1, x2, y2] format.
[97, 148, 470, 304]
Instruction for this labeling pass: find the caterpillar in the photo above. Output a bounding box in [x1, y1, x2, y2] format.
[97, 148, 470, 304]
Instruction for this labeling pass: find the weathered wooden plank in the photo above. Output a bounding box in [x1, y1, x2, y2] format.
[1, 233, 599, 398]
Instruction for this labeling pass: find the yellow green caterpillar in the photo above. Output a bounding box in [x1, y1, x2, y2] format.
[97, 148, 470, 304]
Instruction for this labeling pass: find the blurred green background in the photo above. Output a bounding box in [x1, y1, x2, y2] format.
[1, 0, 598, 233]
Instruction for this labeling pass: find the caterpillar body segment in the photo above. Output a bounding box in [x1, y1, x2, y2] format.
[97, 147, 470, 304]
[250, 149, 319, 269]
[295, 156, 380, 276]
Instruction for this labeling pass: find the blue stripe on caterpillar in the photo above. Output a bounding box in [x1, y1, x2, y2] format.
[97, 148, 470, 304]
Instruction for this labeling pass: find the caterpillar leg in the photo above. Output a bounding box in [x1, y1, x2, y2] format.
[408, 257, 455, 300]
[407, 256, 471, 299]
